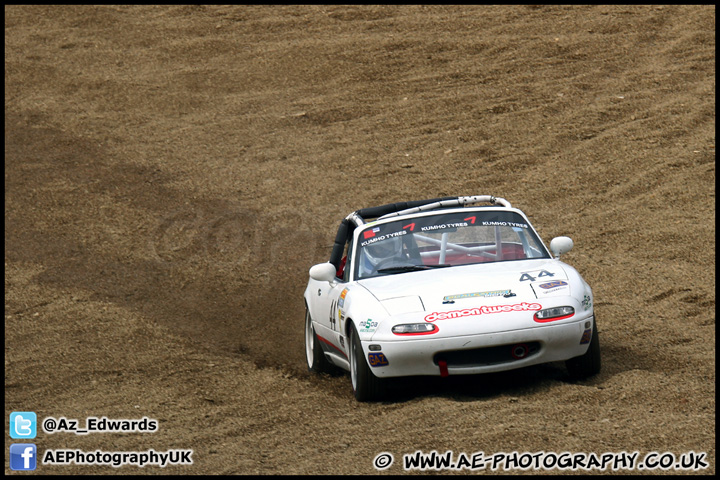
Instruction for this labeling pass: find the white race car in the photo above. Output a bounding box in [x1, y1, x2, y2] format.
[304, 195, 600, 401]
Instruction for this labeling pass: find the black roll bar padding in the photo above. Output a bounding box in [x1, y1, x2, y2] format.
[329, 218, 351, 269]
[354, 196, 456, 220]
[328, 197, 457, 269]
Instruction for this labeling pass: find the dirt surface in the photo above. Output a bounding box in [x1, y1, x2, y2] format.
[4, 5, 715, 475]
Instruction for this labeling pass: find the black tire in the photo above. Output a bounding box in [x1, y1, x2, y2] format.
[566, 318, 601, 379]
[349, 322, 386, 401]
[305, 306, 335, 374]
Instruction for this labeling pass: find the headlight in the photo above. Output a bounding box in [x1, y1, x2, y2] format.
[392, 323, 438, 335]
[534, 306, 575, 322]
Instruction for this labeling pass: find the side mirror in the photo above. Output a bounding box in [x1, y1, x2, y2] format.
[309, 262, 337, 282]
[549, 236, 574, 258]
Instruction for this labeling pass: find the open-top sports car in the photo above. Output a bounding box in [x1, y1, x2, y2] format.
[304, 195, 600, 401]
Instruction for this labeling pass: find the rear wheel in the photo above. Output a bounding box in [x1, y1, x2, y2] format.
[305, 306, 335, 374]
[566, 319, 601, 379]
[349, 322, 386, 401]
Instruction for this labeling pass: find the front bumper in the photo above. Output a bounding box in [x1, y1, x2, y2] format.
[363, 316, 594, 377]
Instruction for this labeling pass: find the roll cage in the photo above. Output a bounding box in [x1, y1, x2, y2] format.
[328, 196, 513, 272]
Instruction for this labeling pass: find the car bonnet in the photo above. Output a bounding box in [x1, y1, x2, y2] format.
[357, 259, 571, 317]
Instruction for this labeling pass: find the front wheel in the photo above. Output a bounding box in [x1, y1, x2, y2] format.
[566, 318, 601, 379]
[349, 322, 386, 401]
[305, 306, 335, 374]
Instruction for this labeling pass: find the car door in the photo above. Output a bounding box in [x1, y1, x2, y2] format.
[310, 238, 352, 357]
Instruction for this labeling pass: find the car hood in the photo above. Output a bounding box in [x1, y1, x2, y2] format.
[357, 259, 571, 317]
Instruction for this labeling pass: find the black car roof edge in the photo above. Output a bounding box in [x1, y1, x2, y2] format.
[353, 196, 456, 221]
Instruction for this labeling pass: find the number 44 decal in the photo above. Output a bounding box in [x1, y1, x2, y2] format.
[519, 270, 555, 282]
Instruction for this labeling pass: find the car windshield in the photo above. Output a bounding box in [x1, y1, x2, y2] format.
[354, 210, 550, 279]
